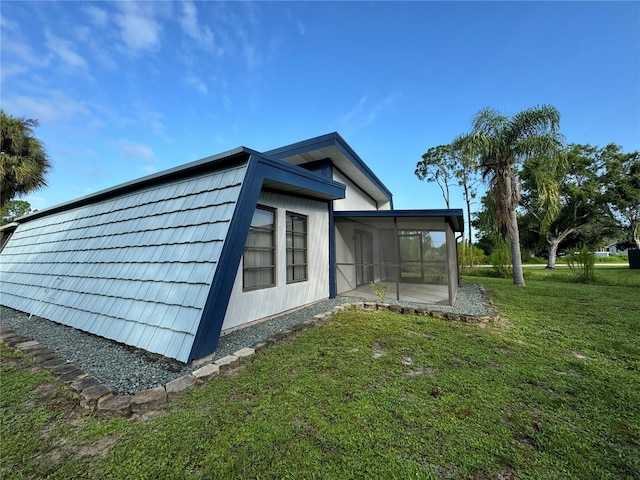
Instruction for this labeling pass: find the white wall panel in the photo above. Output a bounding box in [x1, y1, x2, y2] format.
[222, 191, 330, 331]
[332, 170, 378, 211]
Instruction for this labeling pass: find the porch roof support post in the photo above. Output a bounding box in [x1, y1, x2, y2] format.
[394, 216, 400, 301]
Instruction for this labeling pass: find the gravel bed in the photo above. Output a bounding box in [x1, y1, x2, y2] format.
[1, 284, 486, 395]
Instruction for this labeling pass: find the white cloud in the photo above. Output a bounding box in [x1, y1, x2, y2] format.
[338, 91, 403, 133]
[44, 30, 88, 69]
[0, 38, 52, 78]
[297, 21, 306, 36]
[83, 5, 108, 27]
[3, 92, 90, 124]
[114, 2, 162, 52]
[113, 139, 154, 161]
[179, 1, 215, 51]
[185, 73, 208, 94]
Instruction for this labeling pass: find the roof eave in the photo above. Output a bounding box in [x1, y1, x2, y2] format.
[16, 147, 253, 223]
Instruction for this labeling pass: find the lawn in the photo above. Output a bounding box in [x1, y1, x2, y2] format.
[465, 264, 640, 288]
[1, 273, 639, 479]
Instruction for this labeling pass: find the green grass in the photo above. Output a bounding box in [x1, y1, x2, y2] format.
[465, 265, 640, 288]
[1, 276, 639, 479]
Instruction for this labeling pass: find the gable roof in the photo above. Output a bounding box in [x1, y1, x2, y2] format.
[267, 132, 393, 208]
[0, 150, 344, 362]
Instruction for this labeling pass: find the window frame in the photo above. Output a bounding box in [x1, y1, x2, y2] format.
[243, 205, 277, 291]
[286, 211, 308, 284]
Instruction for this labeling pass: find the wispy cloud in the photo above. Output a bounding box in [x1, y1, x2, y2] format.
[114, 2, 163, 53]
[3, 92, 91, 124]
[44, 30, 88, 69]
[0, 37, 52, 78]
[179, 1, 216, 51]
[338, 91, 403, 133]
[185, 73, 208, 94]
[112, 139, 154, 161]
[83, 5, 108, 28]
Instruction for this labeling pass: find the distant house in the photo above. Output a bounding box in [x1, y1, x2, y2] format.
[595, 242, 629, 257]
[0, 133, 463, 363]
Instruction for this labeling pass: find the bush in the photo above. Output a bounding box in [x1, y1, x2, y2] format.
[489, 243, 512, 278]
[457, 242, 488, 269]
[566, 247, 596, 283]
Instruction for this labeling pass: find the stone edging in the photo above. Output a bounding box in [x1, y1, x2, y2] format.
[0, 291, 499, 418]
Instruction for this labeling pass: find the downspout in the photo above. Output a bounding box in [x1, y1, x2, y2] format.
[456, 232, 464, 287]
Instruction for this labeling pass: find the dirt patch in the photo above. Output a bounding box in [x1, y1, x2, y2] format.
[74, 435, 120, 459]
[402, 367, 435, 378]
[401, 355, 414, 365]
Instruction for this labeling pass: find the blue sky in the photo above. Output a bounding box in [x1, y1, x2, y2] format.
[2, 1, 639, 214]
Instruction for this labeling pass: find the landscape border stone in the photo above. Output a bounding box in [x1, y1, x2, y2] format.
[1, 292, 499, 417]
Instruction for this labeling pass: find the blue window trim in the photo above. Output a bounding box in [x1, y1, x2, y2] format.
[188, 154, 345, 361]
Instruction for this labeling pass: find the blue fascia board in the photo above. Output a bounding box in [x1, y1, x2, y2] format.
[189, 157, 263, 361]
[334, 209, 465, 232]
[266, 132, 393, 205]
[296, 158, 334, 178]
[188, 154, 346, 361]
[256, 154, 346, 200]
[16, 148, 256, 224]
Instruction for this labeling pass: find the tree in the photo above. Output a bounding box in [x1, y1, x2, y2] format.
[457, 105, 565, 286]
[415, 145, 455, 208]
[0, 199, 32, 225]
[520, 144, 608, 269]
[0, 110, 51, 209]
[415, 143, 480, 266]
[602, 145, 640, 249]
[472, 191, 503, 256]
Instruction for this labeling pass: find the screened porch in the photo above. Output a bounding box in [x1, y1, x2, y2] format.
[333, 211, 462, 306]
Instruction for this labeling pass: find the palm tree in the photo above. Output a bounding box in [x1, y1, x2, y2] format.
[456, 105, 565, 286]
[0, 110, 51, 209]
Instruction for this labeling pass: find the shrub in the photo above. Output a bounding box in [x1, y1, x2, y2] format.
[489, 243, 512, 278]
[457, 242, 488, 269]
[566, 247, 596, 283]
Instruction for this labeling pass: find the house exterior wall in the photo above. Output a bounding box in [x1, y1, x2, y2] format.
[332, 170, 380, 211]
[0, 163, 249, 362]
[221, 190, 330, 332]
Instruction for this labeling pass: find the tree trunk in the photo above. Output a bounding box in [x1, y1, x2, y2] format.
[545, 238, 560, 269]
[509, 208, 526, 286]
[466, 194, 474, 268]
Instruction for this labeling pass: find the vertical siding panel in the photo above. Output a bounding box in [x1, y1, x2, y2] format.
[222, 191, 330, 331]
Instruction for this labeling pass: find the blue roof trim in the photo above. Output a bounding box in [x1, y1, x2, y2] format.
[266, 132, 393, 205]
[188, 154, 346, 361]
[188, 158, 263, 360]
[334, 209, 465, 232]
[296, 158, 334, 179]
[16, 148, 256, 223]
[258, 154, 346, 199]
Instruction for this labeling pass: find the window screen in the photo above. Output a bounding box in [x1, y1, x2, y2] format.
[243, 206, 276, 289]
[286, 212, 307, 283]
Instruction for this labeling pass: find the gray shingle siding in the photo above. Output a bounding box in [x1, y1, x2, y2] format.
[0, 163, 248, 362]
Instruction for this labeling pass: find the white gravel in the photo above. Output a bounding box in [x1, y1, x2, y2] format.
[1, 284, 487, 395]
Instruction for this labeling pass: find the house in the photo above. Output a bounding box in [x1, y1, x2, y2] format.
[0, 133, 463, 363]
[595, 242, 629, 257]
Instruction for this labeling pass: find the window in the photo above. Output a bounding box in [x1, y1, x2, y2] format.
[286, 212, 307, 283]
[243, 206, 276, 290]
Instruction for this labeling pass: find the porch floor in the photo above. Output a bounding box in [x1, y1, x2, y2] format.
[338, 281, 450, 305]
